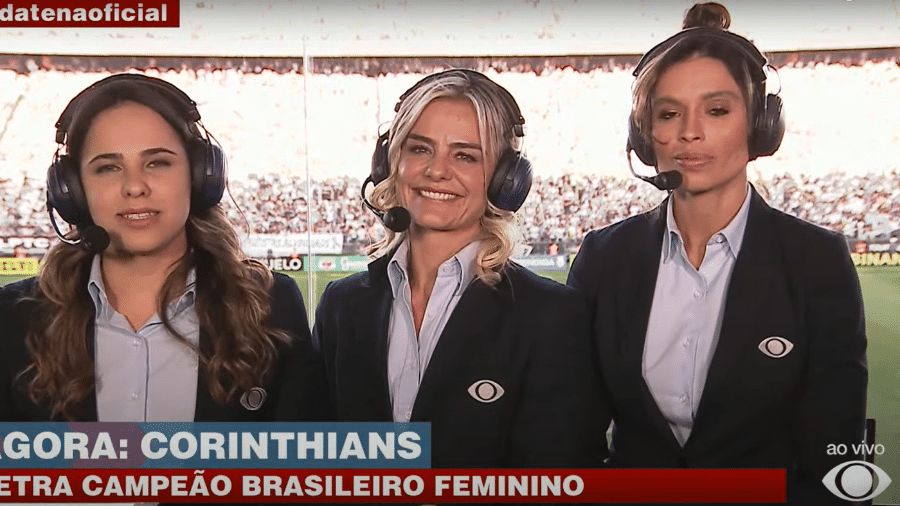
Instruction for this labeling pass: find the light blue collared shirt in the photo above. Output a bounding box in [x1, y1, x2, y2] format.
[386, 239, 481, 423]
[643, 185, 752, 446]
[87, 255, 200, 422]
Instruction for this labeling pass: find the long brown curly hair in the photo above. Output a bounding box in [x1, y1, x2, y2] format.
[19, 77, 290, 420]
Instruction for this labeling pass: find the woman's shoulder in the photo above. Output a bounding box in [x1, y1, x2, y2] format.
[0, 277, 38, 306]
[502, 262, 581, 302]
[580, 205, 664, 253]
[768, 206, 847, 246]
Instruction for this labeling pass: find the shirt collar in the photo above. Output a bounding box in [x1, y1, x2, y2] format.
[387, 239, 481, 299]
[87, 255, 197, 321]
[663, 183, 753, 262]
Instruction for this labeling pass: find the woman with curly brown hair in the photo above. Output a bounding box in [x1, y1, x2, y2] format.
[0, 73, 327, 422]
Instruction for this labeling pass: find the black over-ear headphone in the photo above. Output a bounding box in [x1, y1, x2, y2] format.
[47, 73, 227, 229]
[627, 27, 785, 169]
[368, 69, 533, 214]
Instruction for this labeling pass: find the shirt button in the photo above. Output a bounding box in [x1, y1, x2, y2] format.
[405, 411, 412, 421]
[682, 339, 690, 348]
[131, 393, 139, 400]
[693, 290, 702, 299]
[679, 395, 688, 403]
[716, 236, 725, 243]
[132, 339, 140, 347]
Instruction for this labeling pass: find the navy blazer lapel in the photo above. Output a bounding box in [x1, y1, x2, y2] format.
[344, 256, 395, 421]
[411, 276, 505, 420]
[621, 200, 683, 451]
[691, 188, 781, 436]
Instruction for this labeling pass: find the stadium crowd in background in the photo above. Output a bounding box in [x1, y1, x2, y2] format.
[2, 170, 899, 256]
[1, 62, 899, 255]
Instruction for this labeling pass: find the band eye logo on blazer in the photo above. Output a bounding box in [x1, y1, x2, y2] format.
[240, 387, 267, 411]
[468, 380, 504, 403]
[758, 336, 794, 358]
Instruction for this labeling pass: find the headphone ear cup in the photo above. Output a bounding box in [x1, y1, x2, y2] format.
[750, 93, 785, 160]
[190, 140, 226, 211]
[370, 132, 391, 185]
[628, 114, 657, 167]
[488, 149, 533, 212]
[46, 154, 89, 225]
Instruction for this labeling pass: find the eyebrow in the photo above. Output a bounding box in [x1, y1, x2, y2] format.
[86, 147, 178, 166]
[653, 90, 743, 107]
[406, 133, 482, 151]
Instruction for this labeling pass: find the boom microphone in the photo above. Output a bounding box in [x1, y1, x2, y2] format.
[626, 144, 683, 191]
[48, 206, 110, 254]
[360, 177, 411, 233]
[640, 170, 683, 191]
[80, 225, 111, 254]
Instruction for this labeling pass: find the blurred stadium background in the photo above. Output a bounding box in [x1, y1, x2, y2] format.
[1, 1, 898, 502]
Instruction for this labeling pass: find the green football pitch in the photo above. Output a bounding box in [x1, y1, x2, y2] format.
[2, 267, 899, 501]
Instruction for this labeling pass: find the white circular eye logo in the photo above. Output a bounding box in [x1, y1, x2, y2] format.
[758, 336, 793, 358]
[240, 387, 267, 411]
[822, 460, 891, 501]
[468, 380, 505, 403]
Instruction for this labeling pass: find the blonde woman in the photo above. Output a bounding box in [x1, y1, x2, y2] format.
[314, 69, 608, 468]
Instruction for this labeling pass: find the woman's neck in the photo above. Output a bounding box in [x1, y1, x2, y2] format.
[406, 227, 478, 292]
[404, 227, 479, 336]
[672, 181, 748, 269]
[100, 248, 187, 331]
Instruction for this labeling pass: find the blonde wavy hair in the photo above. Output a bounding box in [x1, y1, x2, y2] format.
[367, 69, 524, 286]
[18, 81, 290, 420]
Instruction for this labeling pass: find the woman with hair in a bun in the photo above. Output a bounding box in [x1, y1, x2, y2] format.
[568, 3, 867, 504]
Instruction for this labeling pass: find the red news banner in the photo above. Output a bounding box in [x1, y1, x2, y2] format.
[0, 0, 179, 27]
[0, 468, 785, 503]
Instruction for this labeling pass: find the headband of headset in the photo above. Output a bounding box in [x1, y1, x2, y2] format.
[628, 27, 785, 166]
[47, 73, 226, 226]
[394, 69, 527, 138]
[54, 73, 201, 145]
[633, 27, 767, 81]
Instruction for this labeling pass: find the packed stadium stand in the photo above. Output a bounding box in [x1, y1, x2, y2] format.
[2, 58, 899, 255]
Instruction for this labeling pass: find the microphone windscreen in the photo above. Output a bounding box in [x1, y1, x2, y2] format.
[81, 225, 110, 254]
[382, 207, 411, 233]
[655, 171, 683, 191]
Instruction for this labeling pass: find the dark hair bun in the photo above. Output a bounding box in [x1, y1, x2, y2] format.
[683, 2, 731, 30]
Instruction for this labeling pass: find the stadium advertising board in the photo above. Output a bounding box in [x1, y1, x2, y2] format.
[0, 258, 39, 275]
[308, 256, 368, 272]
[252, 256, 304, 272]
[511, 255, 569, 272]
[852, 242, 900, 266]
[241, 234, 343, 257]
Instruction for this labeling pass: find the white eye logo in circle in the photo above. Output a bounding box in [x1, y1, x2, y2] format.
[240, 387, 267, 411]
[468, 380, 505, 403]
[822, 460, 892, 501]
[758, 336, 794, 358]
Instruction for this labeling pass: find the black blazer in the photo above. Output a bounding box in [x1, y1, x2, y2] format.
[313, 254, 610, 469]
[568, 186, 868, 505]
[0, 272, 328, 422]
